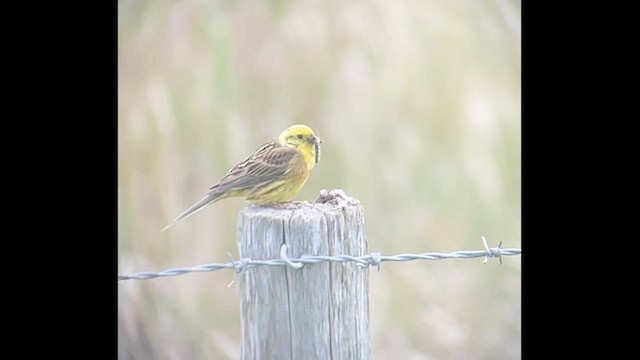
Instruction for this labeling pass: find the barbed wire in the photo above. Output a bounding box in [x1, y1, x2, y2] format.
[118, 236, 520, 282]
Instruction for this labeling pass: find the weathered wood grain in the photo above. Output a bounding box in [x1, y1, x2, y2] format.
[237, 190, 369, 360]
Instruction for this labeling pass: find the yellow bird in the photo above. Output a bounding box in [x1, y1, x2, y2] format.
[162, 124, 322, 231]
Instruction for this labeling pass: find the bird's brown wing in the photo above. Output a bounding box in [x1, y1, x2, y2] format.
[209, 141, 298, 194]
[161, 142, 298, 231]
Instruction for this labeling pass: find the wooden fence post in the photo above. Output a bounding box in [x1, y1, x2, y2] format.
[237, 189, 369, 360]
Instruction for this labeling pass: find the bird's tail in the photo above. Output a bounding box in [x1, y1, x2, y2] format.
[161, 192, 225, 232]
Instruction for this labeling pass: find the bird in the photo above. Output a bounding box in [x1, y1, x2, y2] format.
[162, 124, 322, 231]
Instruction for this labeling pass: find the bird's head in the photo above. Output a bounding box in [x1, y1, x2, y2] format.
[278, 124, 322, 164]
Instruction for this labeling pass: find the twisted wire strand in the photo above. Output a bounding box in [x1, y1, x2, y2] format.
[118, 237, 520, 281]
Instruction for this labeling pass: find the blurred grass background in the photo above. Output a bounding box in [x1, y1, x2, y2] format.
[118, 0, 521, 359]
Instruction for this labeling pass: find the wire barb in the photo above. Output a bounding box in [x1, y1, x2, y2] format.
[226, 253, 252, 287]
[481, 236, 503, 265]
[368, 252, 382, 272]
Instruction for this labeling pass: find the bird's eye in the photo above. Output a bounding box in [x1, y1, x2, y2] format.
[297, 134, 304, 139]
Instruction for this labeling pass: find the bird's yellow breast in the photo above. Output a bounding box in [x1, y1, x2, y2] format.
[246, 153, 310, 205]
